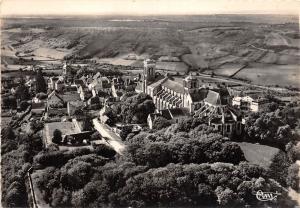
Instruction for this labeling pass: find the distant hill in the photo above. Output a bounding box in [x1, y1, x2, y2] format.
[2, 15, 299, 84]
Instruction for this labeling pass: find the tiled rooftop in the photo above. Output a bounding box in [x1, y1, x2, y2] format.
[162, 79, 185, 94]
[190, 88, 208, 102]
[204, 90, 221, 106]
[61, 92, 81, 103]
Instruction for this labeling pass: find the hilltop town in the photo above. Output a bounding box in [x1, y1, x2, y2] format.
[2, 56, 300, 207]
[1, 14, 300, 208]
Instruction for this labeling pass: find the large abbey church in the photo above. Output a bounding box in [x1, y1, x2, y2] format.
[136, 59, 231, 114]
[137, 59, 243, 137]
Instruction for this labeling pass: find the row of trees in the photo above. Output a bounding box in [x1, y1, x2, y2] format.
[244, 104, 299, 150]
[1, 125, 44, 207]
[15, 68, 47, 100]
[35, 69, 47, 93]
[2, 68, 47, 111]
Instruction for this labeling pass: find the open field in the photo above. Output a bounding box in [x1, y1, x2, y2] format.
[155, 61, 188, 72]
[213, 63, 245, 77]
[95, 57, 137, 66]
[2, 14, 299, 87]
[233, 63, 300, 87]
[209, 55, 240, 68]
[259, 52, 278, 63]
[182, 54, 209, 70]
[276, 54, 299, 65]
[33, 47, 70, 60]
[238, 142, 280, 168]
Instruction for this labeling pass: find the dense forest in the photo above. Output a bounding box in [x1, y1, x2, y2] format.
[2, 109, 299, 207]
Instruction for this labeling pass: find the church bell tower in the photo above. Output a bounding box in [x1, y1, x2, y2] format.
[183, 74, 198, 94]
[143, 59, 156, 93]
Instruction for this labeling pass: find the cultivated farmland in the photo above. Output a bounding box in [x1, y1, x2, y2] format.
[2, 14, 299, 87]
[233, 63, 300, 87]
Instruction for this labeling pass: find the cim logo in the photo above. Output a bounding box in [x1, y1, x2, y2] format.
[254, 190, 281, 201]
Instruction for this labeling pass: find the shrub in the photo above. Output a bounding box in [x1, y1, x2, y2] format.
[52, 129, 62, 144]
[153, 116, 172, 130]
[93, 144, 116, 158]
[91, 131, 101, 140]
[20, 101, 29, 111]
[30, 120, 44, 132]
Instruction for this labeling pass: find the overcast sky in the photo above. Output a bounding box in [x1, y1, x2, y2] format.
[1, 0, 299, 16]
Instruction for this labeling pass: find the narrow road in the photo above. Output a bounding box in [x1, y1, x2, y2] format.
[249, 44, 272, 52]
[93, 118, 126, 155]
[30, 170, 51, 208]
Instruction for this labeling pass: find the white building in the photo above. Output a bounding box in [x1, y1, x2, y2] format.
[232, 95, 269, 112]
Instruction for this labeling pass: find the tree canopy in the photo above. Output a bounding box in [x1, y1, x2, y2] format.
[15, 80, 30, 101]
[109, 93, 155, 124]
[245, 111, 296, 149]
[35, 69, 47, 93]
[125, 124, 245, 168]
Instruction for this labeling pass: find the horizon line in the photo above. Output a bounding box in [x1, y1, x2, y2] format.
[2, 12, 299, 18]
